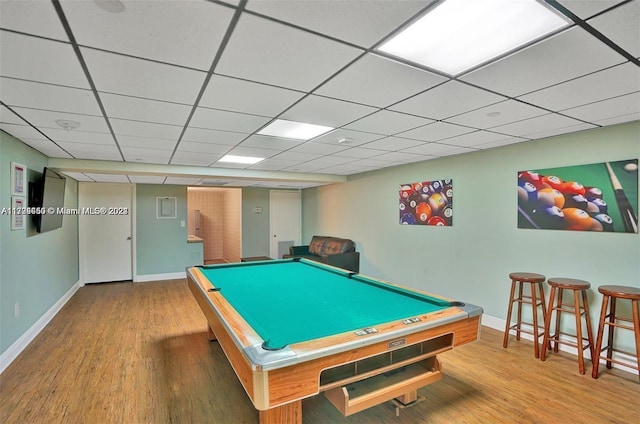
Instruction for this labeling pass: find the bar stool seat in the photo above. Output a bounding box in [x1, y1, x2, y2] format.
[541, 278, 594, 374]
[592, 285, 640, 382]
[503, 272, 547, 358]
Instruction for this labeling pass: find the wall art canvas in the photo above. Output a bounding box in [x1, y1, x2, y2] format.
[518, 159, 638, 233]
[400, 180, 452, 226]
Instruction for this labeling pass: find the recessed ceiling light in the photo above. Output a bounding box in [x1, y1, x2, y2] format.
[258, 119, 334, 141]
[377, 0, 570, 76]
[55, 119, 81, 131]
[218, 155, 264, 165]
[94, 0, 125, 13]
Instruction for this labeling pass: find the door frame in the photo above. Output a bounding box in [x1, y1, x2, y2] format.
[78, 182, 136, 286]
[269, 189, 301, 259]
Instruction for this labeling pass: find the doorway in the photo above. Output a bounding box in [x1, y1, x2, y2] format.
[187, 187, 242, 264]
[78, 182, 133, 284]
[270, 190, 301, 259]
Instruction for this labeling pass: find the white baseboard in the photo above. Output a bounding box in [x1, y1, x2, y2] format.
[483, 313, 638, 375]
[134, 271, 186, 283]
[0, 280, 80, 374]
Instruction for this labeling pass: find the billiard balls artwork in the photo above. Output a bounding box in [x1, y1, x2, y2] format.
[399, 179, 452, 226]
[517, 169, 622, 232]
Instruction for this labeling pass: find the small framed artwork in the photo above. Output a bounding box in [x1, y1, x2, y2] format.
[11, 196, 25, 230]
[11, 162, 27, 196]
[399, 179, 453, 226]
[156, 197, 177, 219]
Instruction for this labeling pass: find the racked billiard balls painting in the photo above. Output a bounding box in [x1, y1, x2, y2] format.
[518, 159, 638, 233]
[400, 180, 452, 226]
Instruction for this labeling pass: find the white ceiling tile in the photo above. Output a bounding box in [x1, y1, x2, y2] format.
[0, 123, 46, 141]
[58, 142, 123, 160]
[110, 119, 183, 140]
[445, 100, 549, 129]
[400, 142, 474, 156]
[247, 159, 302, 171]
[397, 121, 476, 142]
[588, 1, 640, 58]
[1, 107, 29, 125]
[19, 138, 73, 158]
[556, 1, 625, 19]
[12, 107, 110, 133]
[246, 0, 430, 48]
[562, 92, 640, 124]
[390, 81, 506, 120]
[80, 48, 206, 103]
[61, 172, 94, 181]
[476, 137, 528, 149]
[127, 175, 167, 184]
[182, 127, 247, 145]
[315, 54, 447, 108]
[215, 13, 363, 91]
[200, 74, 305, 116]
[171, 151, 220, 166]
[439, 130, 525, 148]
[310, 164, 369, 175]
[281, 95, 377, 127]
[177, 141, 232, 155]
[61, 0, 234, 70]
[99, 93, 192, 126]
[270, 151, 321, 162]
[121, 153, 171, 165]
[189, 107, 270, 133]
[490, 113, 597, 138]
[290, 141, 349, 155]
[460, 27, 627, 97]
[238, 135, 304, 150]
[359, 136, 425, 151]
[40, 128, 115, 145]
[344, 110, 433, 135]
[373, 151, 430, 163]
[332, 148, 386, 159]
[311, 128, 383, 146]
[116, 135, 177, 150]
[0, 1, 68, 40]
[1, 78, 101, 115]
[0, 32, 89, 88]
[519, 62, 640, 111]
[84, 173, 131, 183]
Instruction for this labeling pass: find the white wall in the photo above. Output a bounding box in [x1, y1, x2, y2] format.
[302, 121, 640, 353]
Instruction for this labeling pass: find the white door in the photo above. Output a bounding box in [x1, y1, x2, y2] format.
[270, 190, 301, 259]
[79, 182, 133, 283]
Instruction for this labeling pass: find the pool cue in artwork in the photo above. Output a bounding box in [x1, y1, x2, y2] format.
[605, 162, 638, 233]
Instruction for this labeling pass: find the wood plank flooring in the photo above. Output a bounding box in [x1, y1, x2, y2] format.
[1, 279, 638, 423]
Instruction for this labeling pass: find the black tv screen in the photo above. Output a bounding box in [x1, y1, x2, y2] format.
[31, 168, 66, 233]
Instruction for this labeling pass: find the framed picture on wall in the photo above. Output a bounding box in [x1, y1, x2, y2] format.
[11, 162, 26, 196]
[11, 196, 25, 230]
[517, 159, 638, 233]
[399, 179, 452, 226]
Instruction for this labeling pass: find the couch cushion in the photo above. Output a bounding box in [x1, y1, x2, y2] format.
[308, 236, 327, 256]
[322, 237, 355, 257]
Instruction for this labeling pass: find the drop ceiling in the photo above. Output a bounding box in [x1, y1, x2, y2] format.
[1, 0, 638, 188]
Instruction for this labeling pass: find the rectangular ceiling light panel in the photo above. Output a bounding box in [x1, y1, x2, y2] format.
[377, 0, 571, 76]
[258, 119, 334, 140]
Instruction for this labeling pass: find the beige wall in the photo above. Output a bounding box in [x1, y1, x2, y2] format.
[187, 187, 241, 262]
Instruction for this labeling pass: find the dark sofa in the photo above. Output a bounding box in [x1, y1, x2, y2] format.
[283, 235, 360, 273]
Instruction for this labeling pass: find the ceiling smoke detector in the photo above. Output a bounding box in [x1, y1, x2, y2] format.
[55, 119, 81, 131]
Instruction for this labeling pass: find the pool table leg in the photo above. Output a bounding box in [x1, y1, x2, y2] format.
[208, 325, 217, 342]
[258, 400, 302, 424]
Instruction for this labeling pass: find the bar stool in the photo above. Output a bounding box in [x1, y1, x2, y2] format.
[541, 278, 594, 374]
[503, 272, 547, 358]
[592, 285, 640, 382]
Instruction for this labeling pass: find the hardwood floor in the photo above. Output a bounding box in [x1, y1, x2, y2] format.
[1, 280, 638, 424]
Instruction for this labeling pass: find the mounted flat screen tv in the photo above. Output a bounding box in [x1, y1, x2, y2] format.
[30, 167, 66, 233]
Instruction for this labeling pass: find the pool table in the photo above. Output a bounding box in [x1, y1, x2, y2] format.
[187, 258, 482, 423]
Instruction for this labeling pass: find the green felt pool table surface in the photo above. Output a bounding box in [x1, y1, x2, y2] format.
[197, 259, 454, 350]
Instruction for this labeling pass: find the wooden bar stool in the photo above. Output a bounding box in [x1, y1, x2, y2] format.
[592, 285, 640, 382]
[503, 272, 547, 358]
[541, 278, 594, 374]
